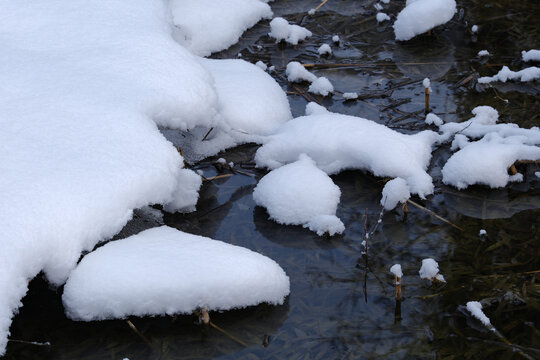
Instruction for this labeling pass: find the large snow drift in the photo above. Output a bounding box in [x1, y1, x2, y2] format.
[170, 0, 273, 57]
[253, 154, 345, 236]
[0, 0, 288, 355]
[394, 0, 457, 41]
[255, 110, 440, 199]
[63, 227, 289, 320]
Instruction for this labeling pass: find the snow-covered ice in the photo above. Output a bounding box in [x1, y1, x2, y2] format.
[286, 61, 318, 83]
[253, 154, 345, 236]
[269, 17, 312, 45]
[308, 77, 334, 96]
[381, 178, 411, 210]
[394, 0, 456, 41]
[419, 258, 445, 282]
[63, 227, 290, 320]
[478, 66, 540, 83]
[466, 301, 492, 327]
[318, 44, 332, 55]
[170, 0, 272, 57]
[255, 109, 440, 199]
[376, 13, 391, 23]
[390, 264, 403, 278]
[522, 49, 540, 62]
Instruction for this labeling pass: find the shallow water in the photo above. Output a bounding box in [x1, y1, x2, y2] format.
[5, 0, 540, 359]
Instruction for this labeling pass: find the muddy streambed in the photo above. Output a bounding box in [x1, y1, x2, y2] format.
[5, 0, 540, 359]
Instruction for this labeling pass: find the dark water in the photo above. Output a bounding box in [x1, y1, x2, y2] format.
[6, 0, 540, 359]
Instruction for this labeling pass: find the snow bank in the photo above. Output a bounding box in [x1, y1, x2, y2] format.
[419, 259, 445, 282]
[63, 227, 290, 320]
[442, 133, 540, 189]
[478, 66, 540, 83]
[394, 0, 456, 41]
[381, 178, 411, 210]
[253, 154, 344, 236]
[255, 110, 439, 198]
[269, 17, 312, 45]
[466, 301, 492, 327]
[170, 0, 272, 56]
[522, 49, 540, 62]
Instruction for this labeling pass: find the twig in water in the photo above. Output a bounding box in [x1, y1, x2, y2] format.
[198, 308, 248, 347]
[313, 0, 330, 12]
[126, 319, 153, 346]
[202, 174, 233, 182]
[406, 199, 463, 231]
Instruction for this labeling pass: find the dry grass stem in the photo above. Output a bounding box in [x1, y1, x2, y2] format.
[406, 199, 463, 231]
[424, 87, 430, 113]
[126, 319, 152, 346]
[313, 0, 329, 12]
[202, 174, 233, 182]
[395, 275, 402, 301]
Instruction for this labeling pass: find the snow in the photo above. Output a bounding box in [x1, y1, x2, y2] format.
[479, 229, 487, 236]
[253, 154, 344, 236]
[63, 227, 290, 320]
[478, 50, 490, 57]
[308, 8, 316, 16]
[478, 66, 540, 83]
[419, 258, 445, 282]
[376, 13, 391, 23]
[255, 60, 268, 71]
[425, 113, 443, 126]
[381, 0, 390, 3]
[536, 172, 540, 178]
[255, 110, 439, 199]
[318, 44, 332, 55]
[170, 0, 273, 57]
[343, 92, 359, 100]
[522, 49, 540, 62]
[162, 169, 202, 213]
[286, 61, 318, 83]
[305, 102, 329, 116]
[308, 77, 334, 96]
[374, 3, 383, 11]
[442, 133, 540, 189]
[394, 0, 456, 41]
[269, 17, 312, 45]
[381, 178, 411, 210]
[390, 264, 403, 278]
[471, 25, 478, 33]
[466, 301, 492, 327]
[332, 35, 340, 43]
[423, 78, 432, 92]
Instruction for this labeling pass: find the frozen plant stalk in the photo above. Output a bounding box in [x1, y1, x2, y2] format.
[390, 264, 403, 300]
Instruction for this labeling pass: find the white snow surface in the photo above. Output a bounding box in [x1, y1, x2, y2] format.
[63, 227, 290, 320]
[376, 13, 391, 23]
[425, 113, 443, 126]
[442, 133, 540, 189]
[390, 264, 403, 278]
[394, 0, 456, 41]
[466, 301, 492, 327]
[343, 92, 359, 100]
[478, 66, 540, 83]
[255, 111, 440, 198]
[253, 154, 344, 236]
[308, 77, 334, 96]
[255, 60, 268, 71]
[162, 169, 202, 213]
[419, 258, 445, 282]
[318, 44, 333, 55]
[170, 0, 273, 57]
[478, 50, 490, 57]
[381, 178, 411, 210]
[522, 49, 540, 62]
[269, 17, 312, 45]
[286, 61, 318, 83]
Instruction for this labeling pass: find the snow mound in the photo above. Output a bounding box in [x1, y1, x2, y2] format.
[269, 17, 312, 45]
[318, 44, 332, 55]
[425, 113, 443, 126]
[308, 77, 334, 96]
[394, 0, 456, 41]
[343, 92, 359, 100]
[522, 49, 540, 62]
[466, 301, 492, 327]
[253, 154, 344, 236]
[163, 169, 202, 213]
[255, 111, 440, 199]
[286, 61, 318, 83]
[376, 13, 391, 23]
[442, 133, 540, 189]
[478, 66, 540, 83]
[390, 264, 403, 278]
[63, 226, 289, 320]
[170, 0, 272, 57]
[478, 50, 490, 57]
[419, 258, 445, 282]
[381, 178, 411, 210]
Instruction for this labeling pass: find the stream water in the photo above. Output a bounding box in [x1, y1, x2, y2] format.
[5, 0, 540, 359]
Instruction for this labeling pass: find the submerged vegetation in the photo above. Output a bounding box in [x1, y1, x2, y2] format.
[5, 0, 540, 359]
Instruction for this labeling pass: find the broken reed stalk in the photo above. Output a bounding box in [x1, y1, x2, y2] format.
[202, 127, 214, 141]
[199, 308, 248, 347]
[406, 199, 463, 231]
[486, 325, 535, 360]
[395, 275, 402, 301]
[313, 0, 329, 12]
[126, 319, 153, 346]
[202, 174, 233, 182]
[424, 87, 430, 114]
[8, 339, 51, 347]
